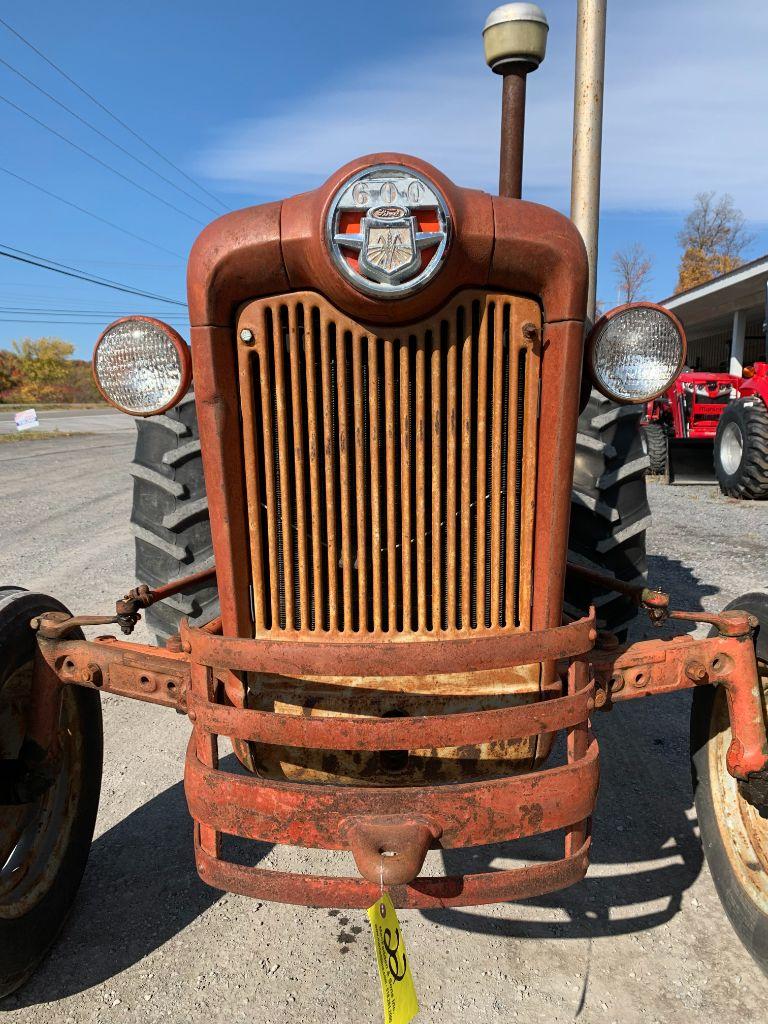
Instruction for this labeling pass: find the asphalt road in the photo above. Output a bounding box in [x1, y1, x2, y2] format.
[0, 430, 766, 1023]
[0, 405, 134, 435]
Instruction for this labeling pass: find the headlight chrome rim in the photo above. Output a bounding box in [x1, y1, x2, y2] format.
[586, 301, 687, 405]
[92, 316, 191, 417]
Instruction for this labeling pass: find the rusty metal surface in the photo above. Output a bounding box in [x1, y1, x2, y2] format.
[593, 630, 768, 778]
[185, 734, 598, 850]
[181, 612, 595, 675]
[186, 155, 588, 683]
[499, 69, 527, 199]
[237, 289, 540, 640]
[187, 679, 594, 750]
[194, 831, 593, 910]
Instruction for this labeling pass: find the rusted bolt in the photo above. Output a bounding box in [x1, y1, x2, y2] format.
[81, 663, 102, 687]
[685, 661, 707, 683]
[592, 688, 607, 709]
[588, 628, 597, 643]
[522, 321, 538, 341]
[181, 640, 192, 654]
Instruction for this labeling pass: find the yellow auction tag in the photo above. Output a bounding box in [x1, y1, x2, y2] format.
[366, 894, 419, 1024]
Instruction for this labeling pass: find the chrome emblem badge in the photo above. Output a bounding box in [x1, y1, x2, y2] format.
[327, 166, 450, 298]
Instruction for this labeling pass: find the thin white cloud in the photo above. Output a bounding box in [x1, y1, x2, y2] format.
[198, 1, 768, 221]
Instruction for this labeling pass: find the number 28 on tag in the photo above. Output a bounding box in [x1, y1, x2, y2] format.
[366, 894, 419, 1024]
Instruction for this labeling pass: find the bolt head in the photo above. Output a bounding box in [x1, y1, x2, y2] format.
[240, 328, 253, 343]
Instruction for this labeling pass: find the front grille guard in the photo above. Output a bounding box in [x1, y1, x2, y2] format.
[180, 612, 599, 909]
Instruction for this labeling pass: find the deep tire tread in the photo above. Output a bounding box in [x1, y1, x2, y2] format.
[566, 393, 650, 637]
[130, 388, 218, 641]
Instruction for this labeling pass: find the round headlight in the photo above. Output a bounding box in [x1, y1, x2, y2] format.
[587, 303, 686, 404]
[93, 317, 191, 416]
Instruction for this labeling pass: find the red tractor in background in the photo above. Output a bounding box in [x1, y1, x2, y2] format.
[643, 363, 768, 497]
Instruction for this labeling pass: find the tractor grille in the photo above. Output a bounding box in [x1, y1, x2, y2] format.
[237, 290, 540, 637]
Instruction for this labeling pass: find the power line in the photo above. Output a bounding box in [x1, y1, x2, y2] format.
[0, 165, 184, 259]
[0, 15, 229, 213]
[0, 92, 205, 225]
[0, 54, 221, 217]
[0, 244, 187, 306]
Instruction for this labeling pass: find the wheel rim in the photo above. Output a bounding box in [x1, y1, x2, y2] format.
[0, 663, 80, 919]
[708, 679, 768, 914]
[720, 421, 744, 475]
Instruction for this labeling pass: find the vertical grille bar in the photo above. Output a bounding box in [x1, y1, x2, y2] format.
[272, 308, 295, 629]
[237, 290, 539, 638]
[304, 308, 325, 631]
[414, 333, 427, 630]
[489, 302, 505, 627]
[367, 336, 383, 632]
[336, 331, 354, 631]
[319, 314, 339, 631]
[352, 334, 368, 630]
[399, 340, 413, 632]
[431, 329, 442, 634]
[459, 309, 473, 631]
[517, 309, 541, 629]
[445, 318, 458, 630]
[384, 338, 398, 631]
[504, 305, 522, 628]
[287, 301, 310, 630]
[256, 306, 281, 630]
[474, 301, 490, 629]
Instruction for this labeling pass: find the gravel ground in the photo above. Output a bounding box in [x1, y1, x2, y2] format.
[0, 433, 766, 1023]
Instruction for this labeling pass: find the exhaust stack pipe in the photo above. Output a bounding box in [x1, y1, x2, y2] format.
[570, 0, 608, 323]
[484, 4, 549, 200]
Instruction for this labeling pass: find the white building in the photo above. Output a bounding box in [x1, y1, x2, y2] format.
[660, 255, 768, 376]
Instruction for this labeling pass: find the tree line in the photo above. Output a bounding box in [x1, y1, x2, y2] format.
[0, 338, 102, 404]
[610, 191, 754, 307]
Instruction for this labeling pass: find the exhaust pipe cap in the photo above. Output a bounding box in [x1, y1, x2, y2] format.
[483, 3, 549, 73]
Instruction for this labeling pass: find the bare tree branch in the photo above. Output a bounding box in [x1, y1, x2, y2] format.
[612, 243, 654, 304]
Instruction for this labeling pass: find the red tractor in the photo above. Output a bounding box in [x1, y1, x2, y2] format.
[643, 364, 768, 496]
[1, 2, 767, 1002]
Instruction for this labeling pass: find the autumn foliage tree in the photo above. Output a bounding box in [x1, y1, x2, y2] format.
[0, 337, 101, 403]
[675, 192, 754, 293]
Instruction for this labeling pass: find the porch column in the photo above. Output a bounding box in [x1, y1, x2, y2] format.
[729, 308, 746, 376]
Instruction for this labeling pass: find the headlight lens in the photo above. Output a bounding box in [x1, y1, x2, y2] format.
[93, 318, 190, 416]
[587, 304, 686, 404]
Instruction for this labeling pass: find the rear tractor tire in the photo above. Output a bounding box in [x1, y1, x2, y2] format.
[714, 397, 768, 499]
[130, 388, 219, 643]
[0, 588, 102, 998]
[642, 422, 668, 476]
[691, 592, 768, 977]
[566, 394, 651, 640]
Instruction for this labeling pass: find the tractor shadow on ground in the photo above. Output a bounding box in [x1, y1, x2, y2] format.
[6, 556, 719, 1007]
[5, 754, 271, 1010]
[422, 554, 720, 940]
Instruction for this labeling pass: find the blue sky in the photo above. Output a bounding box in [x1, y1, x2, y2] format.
[1, 0, 767, 359]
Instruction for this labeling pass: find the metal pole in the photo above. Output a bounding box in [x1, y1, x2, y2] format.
[499, 68, 527, 199]
[570, 0, 607, 323]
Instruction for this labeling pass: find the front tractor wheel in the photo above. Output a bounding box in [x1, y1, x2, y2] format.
[642, 422, 668, 476]
[714, 397, 768, 498]
[0, 588, 102, 998]
[691, 592, 768, 977]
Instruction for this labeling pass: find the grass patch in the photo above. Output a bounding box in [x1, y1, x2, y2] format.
[0, 430, 93, 443]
